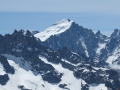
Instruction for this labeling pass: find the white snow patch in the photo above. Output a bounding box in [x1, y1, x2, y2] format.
[109, 64, 120, 70]
[83, 69, 89, 72]
[61, 58, 81, 66]
[89, 84, 107, 90]
[96, 43, 106, 54]
[106, 56, 118, 64]
[3, 54, 31, 71]
[106, 46, 120, 64]
[39, 55, 82, 90]
[79, 36, 89, 57]
[0, 63, 6, 75]
[0, 60, 48, 90]
[23, 30, 27, 35]
[93, 67, 108, 71]
[0, 55, 49, 90]
[35, 19, 73, 41]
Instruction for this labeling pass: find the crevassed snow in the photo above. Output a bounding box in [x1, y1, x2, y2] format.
[96, 43, 106, 55]
[39, 55, 82, 90]
[34, 19, 73, 41]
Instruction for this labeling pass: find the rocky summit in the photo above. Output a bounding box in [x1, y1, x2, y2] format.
[0, 19, 120, 90]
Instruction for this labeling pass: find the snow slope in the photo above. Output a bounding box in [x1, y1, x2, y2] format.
[0, 55, 109, 90]
[39, 55, 107, 90]
[96, 43, 106, 55]
[106, 45, 120, 64]
[89, 84, 107, 90]
[34, 19, 73, 41]
[39, 55, 82, 90]
[0, 55, 49, 90]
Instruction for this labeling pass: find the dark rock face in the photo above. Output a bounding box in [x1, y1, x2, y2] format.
[1, 29, 120, 90]
[0, 55, 15, 74]
[95, 30, 108, 43]
[58, 47, 84, 64]
[81, 83, 89, 90]
[43, 22, 99, 58]
[111, 29, 120, 39]
[42, 71, 62, 83]
[0, 74, 9, 85]
[32, 31, 40, 35]
[99, 30, 120, 64]
[59, 84, 69, 90]
[74, 65, 120, 90]
[0, 30, 62, 83]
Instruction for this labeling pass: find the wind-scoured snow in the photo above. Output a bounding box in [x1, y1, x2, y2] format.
[34, 19, 73, 41]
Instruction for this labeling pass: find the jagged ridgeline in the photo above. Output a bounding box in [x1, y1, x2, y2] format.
[0, 19, 120, 90]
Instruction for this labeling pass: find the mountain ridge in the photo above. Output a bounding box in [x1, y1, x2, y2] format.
[34, 19, 73, 41]
[0, 19, 120, 90]
[34, 19, 120, 64]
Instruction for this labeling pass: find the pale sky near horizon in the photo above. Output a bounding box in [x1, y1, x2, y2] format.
[0, 0, 120, 36]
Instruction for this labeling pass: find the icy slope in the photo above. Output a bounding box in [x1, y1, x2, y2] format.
[35, 19, 73, 41]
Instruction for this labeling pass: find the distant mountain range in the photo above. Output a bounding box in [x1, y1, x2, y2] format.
[0, 19, 120, 90]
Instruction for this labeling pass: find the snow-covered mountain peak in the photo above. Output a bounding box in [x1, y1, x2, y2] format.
[53, 18, 71, 25]
[34, 19, 73, 41]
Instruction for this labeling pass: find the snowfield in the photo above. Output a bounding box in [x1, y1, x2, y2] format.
[35, 19, 73, 41]
[0, 55, 49, 90]
[39, 55, 108, 90]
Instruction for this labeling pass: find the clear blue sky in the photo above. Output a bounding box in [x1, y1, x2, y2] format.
[0, 0, 120, 36]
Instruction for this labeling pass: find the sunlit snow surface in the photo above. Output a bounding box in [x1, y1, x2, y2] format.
[0, 63, 6, 75]
[96, 43, 106, 55]
[35, 19, 73, 41]
[79, 36, 89, 57]
[39, 55, 82, 90]
[0, 55, 48, 90]
[106, 46, 120, 64]
[39, 56, 107, 90]
[0, 54, 107, 90]
[89, 84, 107, 90]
